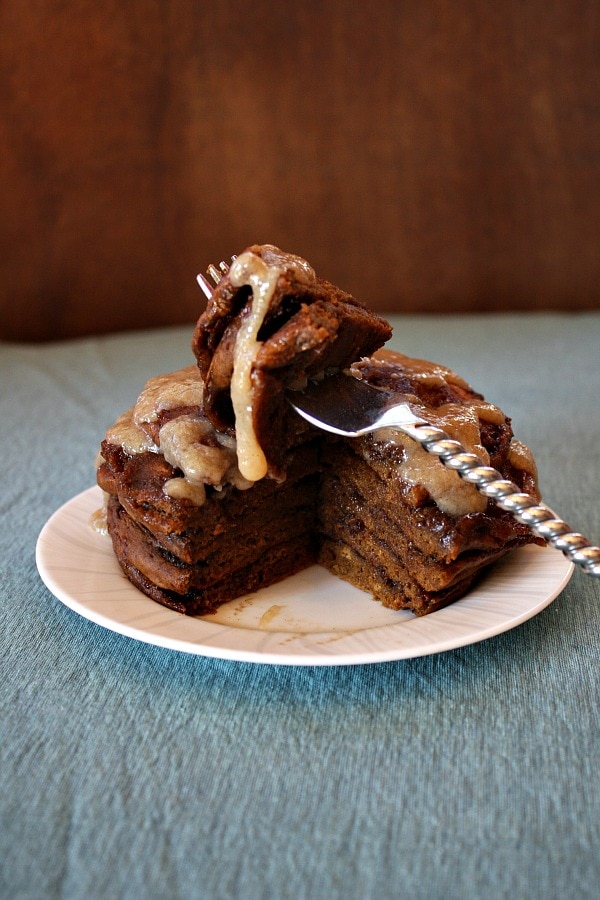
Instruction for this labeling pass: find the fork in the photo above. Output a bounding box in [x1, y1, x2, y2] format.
[198, 259, 600, 577]
[197, 258, 237, 300]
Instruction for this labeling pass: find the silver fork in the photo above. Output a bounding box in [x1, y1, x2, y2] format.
[198, 260, 600, 577]
[197, 257, 237, 299]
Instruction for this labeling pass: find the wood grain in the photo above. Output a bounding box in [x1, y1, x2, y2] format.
[1, 1, 599, 340]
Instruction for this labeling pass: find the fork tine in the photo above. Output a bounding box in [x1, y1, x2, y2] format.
[196, 272, 215, 300]
[207, 263, 222, 285]
[197, 255, 237, 298]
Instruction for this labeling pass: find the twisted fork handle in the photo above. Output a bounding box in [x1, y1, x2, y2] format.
[399, 421, 600, 577]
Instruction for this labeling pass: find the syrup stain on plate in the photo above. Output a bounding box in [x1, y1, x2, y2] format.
[258, 604, 286, 628]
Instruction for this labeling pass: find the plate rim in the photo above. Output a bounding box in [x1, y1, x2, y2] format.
[36, 486, 574, 666]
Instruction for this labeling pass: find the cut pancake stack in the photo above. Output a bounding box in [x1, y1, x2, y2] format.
[317, 357, 540, 615]
[97, 244, 541, 617]
[100, 439, 322, 614]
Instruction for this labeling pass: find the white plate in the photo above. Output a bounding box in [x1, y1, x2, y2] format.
[36, 486, 574, 666]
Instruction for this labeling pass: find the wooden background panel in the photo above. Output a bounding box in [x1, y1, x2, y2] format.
[1, 1, 599, 341]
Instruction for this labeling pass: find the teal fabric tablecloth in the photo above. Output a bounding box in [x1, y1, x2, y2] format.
[1, 314, 599, 899]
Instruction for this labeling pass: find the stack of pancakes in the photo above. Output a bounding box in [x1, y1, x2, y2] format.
[97, 244, 540, 616]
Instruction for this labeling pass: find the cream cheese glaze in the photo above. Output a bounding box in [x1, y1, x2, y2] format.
[508, 439, 537, 477]
[375, 404, 491, 516]
[357, 357, 534, 517]
[372, 403, 536, 517]
[373, 415, 535, 517]
[160, 413, 252, 504]
[228, 245, 316, 481]
[104, 409, 158, 455]
[101, 365, 252, 506]
[134, 365, 204, 425]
